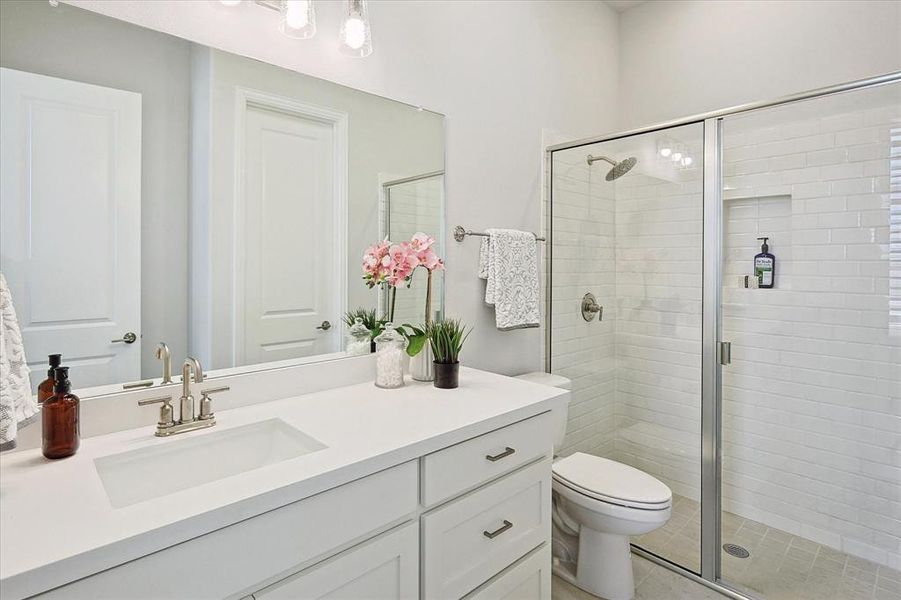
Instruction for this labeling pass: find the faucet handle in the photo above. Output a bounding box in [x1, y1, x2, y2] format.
[138, 395, 175, 428]
[198, 386, 229, 421]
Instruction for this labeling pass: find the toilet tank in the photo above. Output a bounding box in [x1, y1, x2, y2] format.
[514, 372, 571, 455]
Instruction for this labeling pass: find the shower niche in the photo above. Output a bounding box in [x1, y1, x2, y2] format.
[723, 194, 792, 290]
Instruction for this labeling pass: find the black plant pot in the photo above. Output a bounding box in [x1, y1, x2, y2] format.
[433, 361, 459, 389]
[370, 340, 377, 353]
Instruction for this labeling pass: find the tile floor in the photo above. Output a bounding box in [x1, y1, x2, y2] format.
[552, 554, 725, 600]
[629, 494, 901, 600]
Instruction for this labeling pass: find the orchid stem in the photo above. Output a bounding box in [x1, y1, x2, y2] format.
[389, 286, 397, 323]
[424, 269, 433, 326]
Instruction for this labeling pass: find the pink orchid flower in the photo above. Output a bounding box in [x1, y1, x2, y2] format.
[362, 233, 444, 290]
[410, 232, 435, 252]
[417, 248, 444, 271]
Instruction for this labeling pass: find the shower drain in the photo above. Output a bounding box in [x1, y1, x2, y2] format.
[723, 543, 750, 558]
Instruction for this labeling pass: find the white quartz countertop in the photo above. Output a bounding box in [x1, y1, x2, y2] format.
[0, 367, 567, 599]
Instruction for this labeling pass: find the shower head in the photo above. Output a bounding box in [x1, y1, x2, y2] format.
[586, 155, 638, 181]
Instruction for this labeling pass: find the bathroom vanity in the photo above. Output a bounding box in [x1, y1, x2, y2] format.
[0, 366, 568, 600]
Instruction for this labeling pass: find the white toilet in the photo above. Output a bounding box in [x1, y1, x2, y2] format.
[516, 372, 672, 600]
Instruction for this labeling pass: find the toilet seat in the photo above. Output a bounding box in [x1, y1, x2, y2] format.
[552, 453, 671, 511]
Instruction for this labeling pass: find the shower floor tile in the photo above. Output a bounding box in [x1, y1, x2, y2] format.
[631, 493, 901, 600]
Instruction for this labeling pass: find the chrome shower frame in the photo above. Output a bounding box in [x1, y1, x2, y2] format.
[545, 70, 901, 600]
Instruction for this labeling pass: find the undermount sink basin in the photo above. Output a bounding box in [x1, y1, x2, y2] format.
[94, 419, 326, 508]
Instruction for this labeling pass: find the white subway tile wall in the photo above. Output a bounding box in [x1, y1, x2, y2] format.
[548, 90, 899, 571]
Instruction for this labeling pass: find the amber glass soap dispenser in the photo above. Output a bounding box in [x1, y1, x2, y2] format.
[37, 353, 62, 403]
[42, 366, 80, 459]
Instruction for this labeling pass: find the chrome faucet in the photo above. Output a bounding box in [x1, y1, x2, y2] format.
[155, 342, 173, 384]
[180, 357, 204, 424]
[137, 356, 228, 437]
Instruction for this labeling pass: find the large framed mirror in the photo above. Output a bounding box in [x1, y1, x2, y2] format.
[0, 0, 445, 397]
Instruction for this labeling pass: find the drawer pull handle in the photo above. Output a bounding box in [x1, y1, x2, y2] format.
[485, 447, 516, 462]
[483, 520, 514, 539]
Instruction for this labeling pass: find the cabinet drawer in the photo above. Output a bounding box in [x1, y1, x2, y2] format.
[421, 412, 553, 507]
[253, 522, 418, 600]
[422, 458, 551, 600]
[37, 462, 418, 599]
[464, 544, 551, 600]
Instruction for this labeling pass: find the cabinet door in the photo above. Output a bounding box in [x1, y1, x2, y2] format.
[465, 544, 551, 600]
[254, 522, 418, 600]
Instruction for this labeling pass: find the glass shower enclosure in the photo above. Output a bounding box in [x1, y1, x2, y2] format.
[547, 72, 900, 600]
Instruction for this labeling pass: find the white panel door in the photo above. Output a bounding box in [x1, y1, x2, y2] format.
[241, 104, 339, 364]
[253, 523, 418, 599]
[0, 68, 142, 389]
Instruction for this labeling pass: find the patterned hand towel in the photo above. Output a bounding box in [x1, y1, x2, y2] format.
[0, 273, 38, 451]
[478, 229, 540, 330]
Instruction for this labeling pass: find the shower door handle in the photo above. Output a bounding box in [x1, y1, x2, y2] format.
[718, 342, 731, 366]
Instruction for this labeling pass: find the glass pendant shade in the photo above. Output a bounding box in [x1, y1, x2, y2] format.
[219, 0, 243, 6]
[280, 0, 316, 39]
[339, 0, 373, 58]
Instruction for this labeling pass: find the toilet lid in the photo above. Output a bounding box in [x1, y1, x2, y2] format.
[553, 453, 671, 508]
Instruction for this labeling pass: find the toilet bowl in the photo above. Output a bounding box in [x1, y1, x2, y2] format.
[515, 372, 672, 600]
[553, 452, 671, 600]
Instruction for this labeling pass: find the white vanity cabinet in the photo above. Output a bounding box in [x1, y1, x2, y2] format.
[247, 411, 554, 600]
[28, 412, 556, 600]
[35, 462, 420, 600]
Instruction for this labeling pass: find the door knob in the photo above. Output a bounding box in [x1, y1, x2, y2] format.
[111, 332, 138, 344]
[316, 321, 332, 331]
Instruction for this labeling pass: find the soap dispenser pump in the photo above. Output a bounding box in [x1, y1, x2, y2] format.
[37, 353, 62, 403]
[754, 237, 775, 289]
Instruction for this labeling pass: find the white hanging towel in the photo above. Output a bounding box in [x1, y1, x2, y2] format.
[478, 229, 541, 330]
[0, 273, 38, 451]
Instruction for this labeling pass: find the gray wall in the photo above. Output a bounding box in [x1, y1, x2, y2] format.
[0, 0, 190, 379]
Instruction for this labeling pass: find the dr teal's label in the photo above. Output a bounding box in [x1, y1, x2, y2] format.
[755, 257, 773, 287]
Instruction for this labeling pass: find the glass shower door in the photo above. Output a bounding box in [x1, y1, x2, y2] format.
[717, 81, 901, 599]
[549, 122, 706, 575]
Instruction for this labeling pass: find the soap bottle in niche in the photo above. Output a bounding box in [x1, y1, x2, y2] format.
[42, 366, 80, 459]
[37, 353, 62, 403]
[754, 236, 775, 289]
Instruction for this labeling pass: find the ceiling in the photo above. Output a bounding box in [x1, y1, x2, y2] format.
[605, 1, 647, 12]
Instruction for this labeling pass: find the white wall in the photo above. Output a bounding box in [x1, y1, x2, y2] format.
[617, 0, 901, 129]
[67, 0, 621, 376]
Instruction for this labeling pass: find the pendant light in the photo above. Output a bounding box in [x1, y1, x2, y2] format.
[339, 0, 373, 58]
[280, 0, 316, 39]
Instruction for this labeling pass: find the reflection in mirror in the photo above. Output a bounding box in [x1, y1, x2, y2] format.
[382, 172, 446, 326]
[0, 0, 445, 395]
